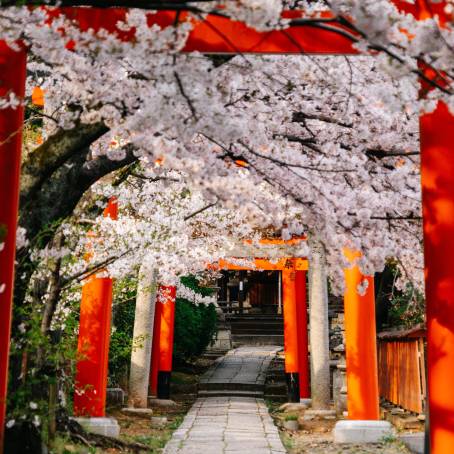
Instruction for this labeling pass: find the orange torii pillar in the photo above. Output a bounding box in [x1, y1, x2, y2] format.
[333, 249, 390, 443]
[282, 262, 300, 402]
[342, 249, 379, 420]
[0, 41, 27, 452]
[149, 285, 176, 400]
[420, 102, 454, 453]
[74, 198, 118, 417]
[295, 270, 310, 400]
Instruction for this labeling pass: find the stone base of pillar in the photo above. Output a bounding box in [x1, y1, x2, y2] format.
[285, 373, 300, 403]
[72, 417, 120, 438]
[333, 420, 393, 444]
[399, 433, 424, 454]
[121, 407, 154, 417]
[148, 397, 178, 407]
[300, 398, 312, 406]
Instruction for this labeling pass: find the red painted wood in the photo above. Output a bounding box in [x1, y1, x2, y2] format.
[74, 199, 117, 417]
[149, 285, 176, 396]
[377, 337, 424, 414]
[0, 40, 26, 451]
[158, 286, 176, 373]
[295, 270, 310, 399]
[53, 8, 359, 54]
[343, 249, 379, 420]
[282, 265, 299, 374]
[149, 292, 162, 396]
[420, 101, 454, 453]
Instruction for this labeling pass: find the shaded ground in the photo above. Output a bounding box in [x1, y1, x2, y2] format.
[281, 431, 411, 453]
[50, 359, 215, 453]
[51, 403, 189, 453]
[268, 402, 412, 454]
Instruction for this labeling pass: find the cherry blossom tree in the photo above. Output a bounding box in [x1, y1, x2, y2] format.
[2, 2, 450, 447]
[4, 5, 423, 285]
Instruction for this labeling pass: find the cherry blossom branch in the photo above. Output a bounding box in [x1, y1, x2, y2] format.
[184, 199, 219, 221]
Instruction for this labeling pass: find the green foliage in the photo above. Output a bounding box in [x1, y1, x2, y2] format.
[388, 283, 425, 328]
[107, 275, 217, 386]
[179, 275, 215, 297]
[173, 298, 217, 364]
[108, 277, 137, 387]
[7, 285, 80, 440]
[284, 414, 298, 421]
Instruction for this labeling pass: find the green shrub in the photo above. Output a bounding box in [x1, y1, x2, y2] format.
[108, 276, 218, 385]
[108, 278, 137, 387]
[173, 298, 217, 365]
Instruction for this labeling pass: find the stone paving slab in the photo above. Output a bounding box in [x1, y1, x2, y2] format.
[163, 347, 285, 453]
[163, 396, 286, 454]
[199, 346, 281, 389]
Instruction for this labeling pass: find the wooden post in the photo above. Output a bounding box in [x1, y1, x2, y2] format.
[343, 249, 379, 420]
[74, 199, 117, 416]
[0, 41, 27, 452]
[282, 262, 300, 402]
[296, 270, 310, 399]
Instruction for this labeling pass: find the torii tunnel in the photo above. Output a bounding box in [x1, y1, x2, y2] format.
[1, 1, 454, 452]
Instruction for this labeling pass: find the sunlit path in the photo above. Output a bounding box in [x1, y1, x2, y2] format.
[164, 397, 285, 454]
[164, 347, 285, 453]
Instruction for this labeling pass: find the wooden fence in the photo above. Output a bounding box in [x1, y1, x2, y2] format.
[377, 326, 426, 414]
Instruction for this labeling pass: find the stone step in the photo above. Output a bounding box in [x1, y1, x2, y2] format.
[226, 314, 283, 318]
[231, 328, 284, 335]
[231, 326, 284, 336]
[232, 334, 284, 347]
[199, 381, 264, 392]
[198, 389, 264, 398]
[202, 349, 229, 359]
[263, 394, 287, 402]
[264, 383, 287, 394]
[228, 319, 284, 325]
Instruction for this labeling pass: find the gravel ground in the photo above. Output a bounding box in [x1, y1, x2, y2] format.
[282, 432, 411, 453]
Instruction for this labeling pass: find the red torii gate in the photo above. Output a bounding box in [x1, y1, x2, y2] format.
[0, 2, 453, 452]
[217, 255, 310, 402]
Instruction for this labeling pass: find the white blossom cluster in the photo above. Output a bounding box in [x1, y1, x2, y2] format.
[2, 2, 448, 293]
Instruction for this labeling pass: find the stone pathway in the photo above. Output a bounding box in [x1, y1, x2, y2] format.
[164, 347, 286, 453]
[163, 396, 286, 453]
[199, 346, 281, 397]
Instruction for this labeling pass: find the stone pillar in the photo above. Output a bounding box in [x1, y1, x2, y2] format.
[128, 263, 157, 408]
[0, 41, 26, 451]
[308, 241, 331, 409]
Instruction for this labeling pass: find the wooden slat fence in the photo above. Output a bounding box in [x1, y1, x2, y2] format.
[377, 326, 426, 414]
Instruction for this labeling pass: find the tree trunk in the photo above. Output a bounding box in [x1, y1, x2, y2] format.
[308, 239, 331, 409]
[128, 263, 158, 408]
